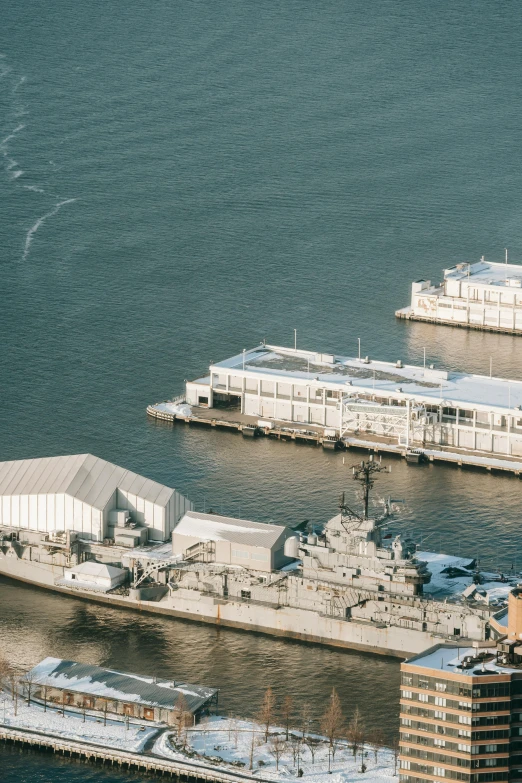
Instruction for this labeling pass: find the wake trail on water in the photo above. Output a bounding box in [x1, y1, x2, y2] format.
[0, 123, 25, 149]
[23, 199, 77, 261]
[0, 55, 78, 260]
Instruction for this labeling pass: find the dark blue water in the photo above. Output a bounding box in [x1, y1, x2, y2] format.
[2, 1, 522, 779]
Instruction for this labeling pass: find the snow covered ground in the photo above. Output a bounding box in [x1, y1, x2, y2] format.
[0, 692, 158, 752]
[154, 717, 396, 783]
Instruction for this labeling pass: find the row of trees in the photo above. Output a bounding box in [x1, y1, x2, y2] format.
[253, 686, 397, 773]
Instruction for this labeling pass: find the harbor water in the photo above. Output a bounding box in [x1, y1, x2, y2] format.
[1, 1, 522, 779]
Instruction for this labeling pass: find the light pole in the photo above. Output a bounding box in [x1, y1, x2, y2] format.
[358, 337, 361, 361]
[294, 329, 297, 351]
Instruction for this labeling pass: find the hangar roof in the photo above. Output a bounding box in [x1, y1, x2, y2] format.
[174, 510, 288, 550]
[0, 454, 176, 510]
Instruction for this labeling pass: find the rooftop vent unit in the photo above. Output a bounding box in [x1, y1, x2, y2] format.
[396, 360, 403, 368]
[363, 356, 370, 364]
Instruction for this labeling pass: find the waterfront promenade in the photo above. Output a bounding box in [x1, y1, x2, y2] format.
[0, 724, 266, 782]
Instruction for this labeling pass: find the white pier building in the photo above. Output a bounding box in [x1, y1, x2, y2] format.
[396, 257, 522, 334]
[185, 344, 522, 457]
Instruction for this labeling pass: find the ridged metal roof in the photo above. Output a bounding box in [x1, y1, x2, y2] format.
[174, 510, 288, 549]
[29, 657, 217, 713]
[0, 454, 176, 510]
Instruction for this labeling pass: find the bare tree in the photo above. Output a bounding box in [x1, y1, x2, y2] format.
[289, 734, 302, 766]
[280, 694, 293, 740]
[0, 657, 18, 705]
[304, 735, 320, 765]
[300, 701, 312, 739]
[174, 693, 190, 742]
[347, 706, 365, 761]
[257, 686, 276, 742]
[0, 656, 11, 691]
[320, 688, 344, 760]
[249, 723, 257, 771]
[268, 734, 287, 771]
[392, 736, 400, 776]
[368, 727, 385, 764]
[231, 716, 240, 748]
[20, 670, 37, 706]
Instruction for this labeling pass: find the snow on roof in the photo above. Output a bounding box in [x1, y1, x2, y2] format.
[28, 657, 217, 713]
[174, 511, 287, 550]
[68, 561, 125, 579]
[211, 344, 522, 411]
[405, 644, 518, 676]
[0, 454, 177, 510]
[444, 259, 522, 287]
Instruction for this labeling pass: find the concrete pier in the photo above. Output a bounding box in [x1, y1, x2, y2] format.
[0, 724, 265, 782]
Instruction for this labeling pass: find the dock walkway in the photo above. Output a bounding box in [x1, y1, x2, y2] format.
[0, 723, 266, 782]
[147, 403, 522, 477]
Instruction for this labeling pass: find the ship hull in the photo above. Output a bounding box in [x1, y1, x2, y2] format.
[0, 554, 444, 659]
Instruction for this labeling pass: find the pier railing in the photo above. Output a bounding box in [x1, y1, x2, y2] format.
[0, 723, 271, 783]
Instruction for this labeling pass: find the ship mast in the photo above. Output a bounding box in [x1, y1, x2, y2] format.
[351, 455, 390, 519]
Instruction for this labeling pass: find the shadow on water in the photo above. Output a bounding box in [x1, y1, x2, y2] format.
[0, 576, 401, 744]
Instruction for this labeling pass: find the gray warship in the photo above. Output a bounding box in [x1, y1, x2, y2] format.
[0, 457, 501, 658]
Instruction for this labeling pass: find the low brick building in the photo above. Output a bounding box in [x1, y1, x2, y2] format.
[399, 587, 522, 783]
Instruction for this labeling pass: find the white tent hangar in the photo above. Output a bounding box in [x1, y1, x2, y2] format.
[63, 561, 127, 591]
[0, 454, 192, 543]
[172, 510, 294, 573]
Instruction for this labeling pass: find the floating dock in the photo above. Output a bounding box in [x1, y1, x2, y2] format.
[146, 403, 522, 477]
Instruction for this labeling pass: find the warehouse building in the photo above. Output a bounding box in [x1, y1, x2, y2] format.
[25, 657, 218, 725]
[185, 344, 522, 457]
[172, 510, 295, 573]
[0, 454, 192, 542]
[399, 587, 522, 783]
[397, 257, 522, 334]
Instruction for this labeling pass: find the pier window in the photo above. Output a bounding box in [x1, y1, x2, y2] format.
[260, 380, 274, 396]
[229, 375, 243, 391]
[123, 704, 134, 716]
[143, 708, 154, 721]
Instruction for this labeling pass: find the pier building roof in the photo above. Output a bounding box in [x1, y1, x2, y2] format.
[28, 657, 217, 713]
[210, 344, 522, 411]
[174, 511, 287, 549]
[0, 454, 176, 511]
[443, 259, 522, 288]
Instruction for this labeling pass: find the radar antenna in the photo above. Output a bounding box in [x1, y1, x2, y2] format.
[351, 454, 391, 519]
[338, 490, 362, 525]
